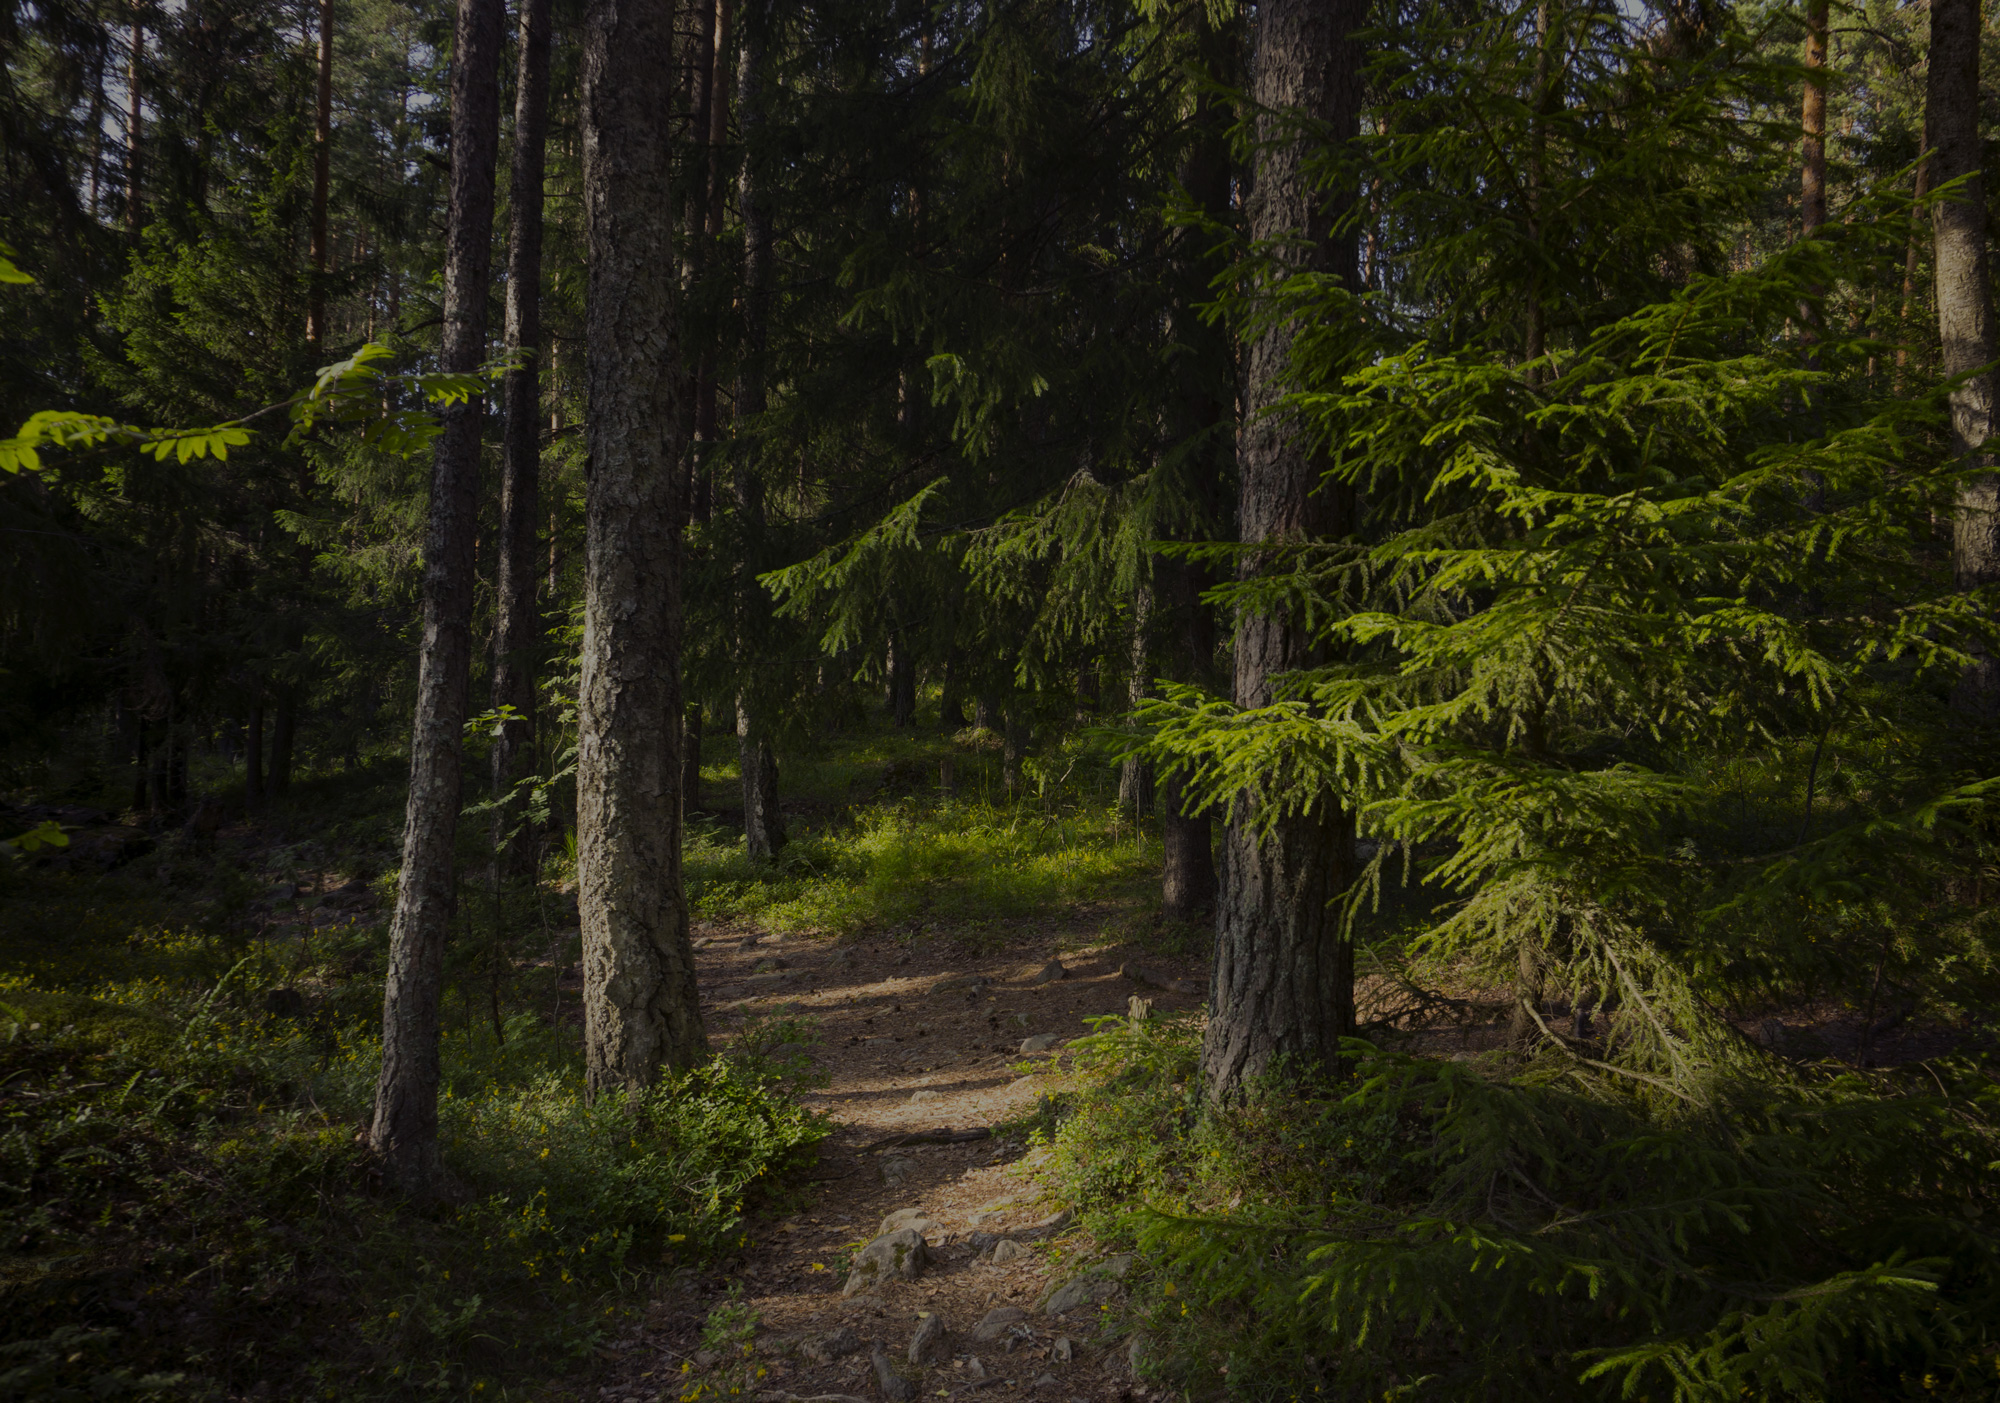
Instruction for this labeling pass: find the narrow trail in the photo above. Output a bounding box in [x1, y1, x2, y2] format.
[571, 918, 1208, 1403]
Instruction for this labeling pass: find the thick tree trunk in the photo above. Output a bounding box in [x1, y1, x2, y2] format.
[306, 0, 334, 350]
[734, 0, 785, 862]
[1201, 0, 1366, 1102]
[1800, 0, 1826, 241]
[369, 0, 504, 1197]
[491, 0, 553, 887]
[577, 0, 707, 1098]
[1929, 0, 2000, 714]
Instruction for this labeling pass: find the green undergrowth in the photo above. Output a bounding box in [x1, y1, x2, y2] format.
[685, 800, 1158, 939]
[1045, 1017, 2000, 1402]
[0, 873, 829, 1401]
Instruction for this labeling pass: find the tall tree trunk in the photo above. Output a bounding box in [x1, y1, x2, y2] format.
[492, 0, 553, 887]
[1201, 0, 1366, 1103]
[245, 697, 264, 810]
[1929, 0, 2000, 714]
[1800, 0, 1827, 242]
[1157, 6, 1233, 924]
[688, 0, 733, 525]
[1119, 585, 1153, 819]
[307, 0, 334, 351]
[682, 704, 704, 818]
[369, 0, 505, 1196]
[124, 7, 142, 246]
[269, 689, 296, 795]
[577, 0, 707, 1097]
[734, 0, 785, 862]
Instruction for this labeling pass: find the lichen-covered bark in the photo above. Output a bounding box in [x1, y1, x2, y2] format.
[577, 0, 707, 1098]
[1928, 0, 2000, 714]
[1201, 0, 1366, 1102]
[491, 0, 552, 884]
[371, 0, 504, 1196]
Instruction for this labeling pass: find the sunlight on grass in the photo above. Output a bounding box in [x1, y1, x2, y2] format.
[685, 800, 1158, 936]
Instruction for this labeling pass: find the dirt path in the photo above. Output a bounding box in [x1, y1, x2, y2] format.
[571, 921, 1207, 1403]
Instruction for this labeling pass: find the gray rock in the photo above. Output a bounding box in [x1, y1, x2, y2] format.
[877, 1208, 935, 1237]
[753, 957, 790, 973]
[1023, 1207, 1073, 1240]
[972, 1306, 1027, 1342]
[1124, 1334, 1150, 1375]
[990, 1238, 1029, 1266]
[931, 972, 989, 995]
[1031, 1374, 1058, 1389]
[870, 1342, 917, 1401]
[1026, 960, 1067, 985]
[907, 1311, 949, 1364]
[879, 1155, 915, 1188]
[1102, 1252, 1136, 1279]
[843, 1227, 929, 1296]
[1041, 1275, 1118, 1316]
[1019, 1033, 1061, 1054]
[798, 1324, 864, 1364]
[1051, 1337, 1073, 1364]
[908, 1088, 942, 1104]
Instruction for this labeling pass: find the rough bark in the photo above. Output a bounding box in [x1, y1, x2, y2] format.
[577, 0, 707, 1099]
[1929, 0, 2000, 714]
[1201, 0, 1366, 1102]
[369, 0, 504, 1196]
[306, 0, 334, 350]
[491, 0, 553, 886]
[734, 0, 786, 862]
[1800, 0, 1827, 241]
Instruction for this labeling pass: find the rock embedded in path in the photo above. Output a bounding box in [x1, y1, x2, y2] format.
[870, 1341, 918, 1401]
[971, 1305, 1028, 1341]
[1019, 1033, 1062, 1054]
[877, 1208, 936, 1237]
[1040, 1274, 1119, 1316]
[907, 1310, 949, 1364]
[1026, 959, 1067, 985]
[989, 1238, 1029, 1266]
[908, 1088, 942, 1104]
[842, 1227, 929, 1296]
[930, 972, 989, 996]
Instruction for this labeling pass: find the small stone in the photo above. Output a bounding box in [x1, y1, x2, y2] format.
[931, 972, 989, 995]
[990, 1239, 1029, 1266]
[1026, 960, 1067, 985]
[1124, 1334, 1150, 1374]
[879, 1156, 915, 1188]
[1101, 1252, 1136, 1279]
[693, 1348, 721, 1368]
[1019, 1033, 1061, 1054]
[1011, 1012, 1031, 1028]
[843, 1227, 930, 1296]
[877, 1208, 935, 1237]
[1031, 1374, 1058, 1389]
[972, 1306, 1027, 1341]
[967, 1356, 987, 1381]
[870, 1342, 917, 1402]
[909, 1088, 942, 1104]
[754, 957, 791, 973]
[907, 1311, 949, 1364]
[1040, 1276, 1116, 1316]
[1051, 1337, 1073, 1364]
[800, 1325, 863, 1364]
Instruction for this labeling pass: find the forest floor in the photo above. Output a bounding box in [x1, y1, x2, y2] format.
[559, 912, 1211, 1403]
